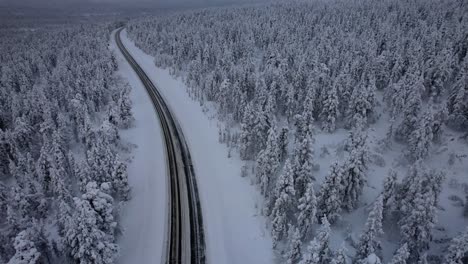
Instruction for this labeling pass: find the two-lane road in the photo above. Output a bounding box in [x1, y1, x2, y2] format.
[115, 27, 206, 264]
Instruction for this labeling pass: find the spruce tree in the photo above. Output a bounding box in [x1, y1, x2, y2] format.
[277, 126, 289, 162]
[396, 83, 422, 142]
[444, 228, 468, 264]
[398, 163, 444, 259]
[341, 146, 368, 211]
[271, 159, 296, 247]
[285, 226, 302, 264]
[292, 131, 315, 198]
[382, 170, 397, 210]
[239, 103, 257, 160]
[299, 216, 331, 264]
[63, 197, 118, 264]
[388, 243, 410, 264]
[320, 82, 340, 133]
[7, 230, 41, 264]
[408, 109, 435, 160]
[355, 196, 384, 262]
[330, 245, 348, 264]
[296, 182, 317, 239]
[316, 162, 343, 223]
[256, 125, 280, 198]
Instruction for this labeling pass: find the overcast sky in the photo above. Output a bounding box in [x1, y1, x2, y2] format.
[0, 0, 263, 8]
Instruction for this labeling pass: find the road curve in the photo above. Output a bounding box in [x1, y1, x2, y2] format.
[115, 28, 206, 264]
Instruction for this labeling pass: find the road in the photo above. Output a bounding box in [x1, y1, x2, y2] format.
[115, 28, 206, 264]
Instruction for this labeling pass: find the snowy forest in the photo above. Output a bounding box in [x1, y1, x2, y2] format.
[0, 21, 134, 263]
[126, 0, 468, 263]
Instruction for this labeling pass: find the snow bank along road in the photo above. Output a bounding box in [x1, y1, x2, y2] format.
[115, 27, 206, 264]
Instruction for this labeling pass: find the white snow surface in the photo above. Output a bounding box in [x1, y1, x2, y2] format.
[110, 29, 167, 264]
[114, 29, 274, 264]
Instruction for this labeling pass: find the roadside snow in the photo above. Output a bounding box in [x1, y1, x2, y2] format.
[119, 29, 274, 264]
[110, 29, 167, 264]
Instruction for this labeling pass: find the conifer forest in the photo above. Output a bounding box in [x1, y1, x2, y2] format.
[1, 0, 468, 263]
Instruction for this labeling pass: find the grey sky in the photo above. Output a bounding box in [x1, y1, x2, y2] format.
[0, 0, 263, 8]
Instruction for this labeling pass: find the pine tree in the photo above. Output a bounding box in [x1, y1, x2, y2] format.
[382, 170, 397, 210]
[239, 103, 257, 160]
[285, 226, 302, 264]
[299, 216, 331, 264]
[81, 182, 117, 235]
[447, 59, 468, 130]
[444, 228, 468, 264]
[330, 245, 348, 264]
[296, 182, 317, 239]
[7, 230, 40, 264]
[346, 78, 376, 128]
[320, 81, 340, 133]
[64, 197, 118, 264]
[86, 135, 115, 185]
[292, 131, 315, 198]
[294, 114, 313, 145]
[408, 109, 435, 160]
[396, 82, 422, 142]
[398, 163, 444, 259]
[271, 159, 296, 247]
[256, 125, 280, 198]
[277, 126, 289, 162]
[316, 162, 343, 223]
[111, 157, 130, 200]
[388, 243, 410, 264]
[355, 196, 384, 262]
[341, 146, 368, 211]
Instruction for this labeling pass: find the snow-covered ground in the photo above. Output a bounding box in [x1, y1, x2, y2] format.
[114, 29, 274, 264]
[110, 29, 168, 264]
[112, 26, 468, 264]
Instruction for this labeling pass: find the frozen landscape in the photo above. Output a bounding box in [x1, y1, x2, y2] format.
[1, 0, 468, 263]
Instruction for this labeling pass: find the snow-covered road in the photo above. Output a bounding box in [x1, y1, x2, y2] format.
[110, 29, 167, 264]
[114, 28, 274, 264]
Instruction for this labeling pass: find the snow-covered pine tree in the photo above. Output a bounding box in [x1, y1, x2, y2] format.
[285, 226, 302, 264]
[111, 157, 130, 201]
[86, 135, 115, 185]
[299, 216, 331, 264]
[330, 245, 348, 264]
[277, 126, 289, 163]
[271, 159, 296, 247]
[345, 77, 376, 128]
[63, 197, 118, 264]
[296, 182, 317, 240]
[341, 145, 368, 211]
[444, 227, 468, 264]
[355, 196, 384, 262]
[316, 162, 343, 224]
[294, 114, 313, 145]
[345, 119, 367, 152]
[382, 170, 397, 211]
[239, 102, 257, 160]
[320, 81, 340, 133]
[396, 78, 423, 142]
[292, 130, 315, 199]
[81, 182, 117, 235]
[408, 108, 437, 160]
[256, 125, 280, 198]
[388, 243, 410, 264]
[397, 163, 444, 259]
[447, 58, 468, 130]
[7, 229, 41, 264]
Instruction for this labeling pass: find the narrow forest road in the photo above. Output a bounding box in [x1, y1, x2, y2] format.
[115, 27, 206, 264]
